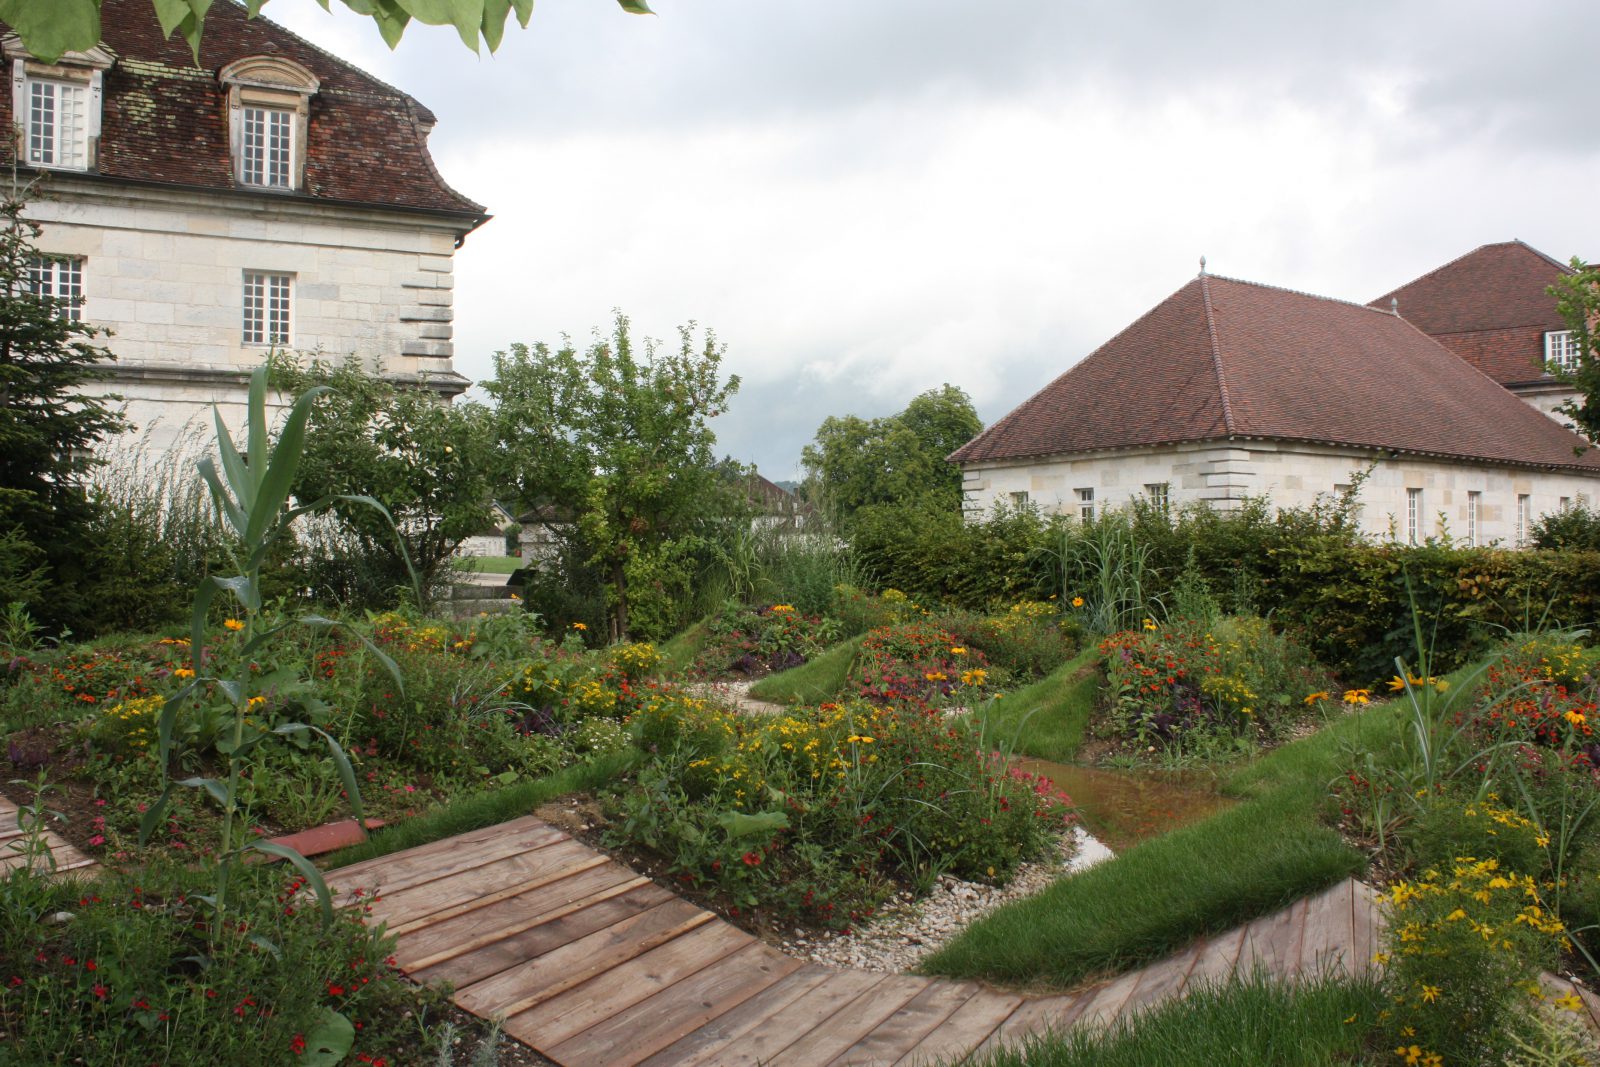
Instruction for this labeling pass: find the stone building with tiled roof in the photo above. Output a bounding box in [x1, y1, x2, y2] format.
[1371, 241, 1580, 425]
[953, 267, 1600, 545]
[0, 0, 487, 451]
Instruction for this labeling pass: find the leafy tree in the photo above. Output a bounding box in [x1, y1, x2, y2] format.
[272, 354, 495, 607]
[1, 0, 651, 63]
[800, 384, 982, 529]
[486, 313, 742, 638]
[1551, 260, 1600, 444]
[0, 188, 126, 619]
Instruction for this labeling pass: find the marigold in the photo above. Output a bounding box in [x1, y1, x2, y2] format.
[223, 618, 244, 632]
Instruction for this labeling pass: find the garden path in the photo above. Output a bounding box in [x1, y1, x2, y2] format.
[686, 680, 787, 716]
[0, 792, 96, 878]
[326, 814, 1442, 1066]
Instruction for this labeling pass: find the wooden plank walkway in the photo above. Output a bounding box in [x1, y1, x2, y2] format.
[327, 816, 1398, 1066]
[0, 793, 96, 878]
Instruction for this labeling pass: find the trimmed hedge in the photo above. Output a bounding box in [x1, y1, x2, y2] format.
[851, 500, 1600, 681]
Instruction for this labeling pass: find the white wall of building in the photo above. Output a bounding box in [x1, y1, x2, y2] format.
[962, 440, 1600, 546]
[29, 177, 468, 455]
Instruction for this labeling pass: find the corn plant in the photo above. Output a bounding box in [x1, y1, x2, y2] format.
[141, 366, 417, 945]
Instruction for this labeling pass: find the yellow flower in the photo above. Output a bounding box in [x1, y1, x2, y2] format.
[1303, 691, 1329, 705]
[1387, 675, 1406, 691]
[1419, 984, 1440, 1003]
[1071, 596, 1084, 608]
[1553, 993, 1583, 1012]
[1143, 618, 1157, 631]
[223, 618, 245, 632]
[1343, 688, 1371, 705]
[247, 695, 266, 709]
[174, 667, 195, 680]
[949, 646, 966, 655]
[571, 622, 587, 631]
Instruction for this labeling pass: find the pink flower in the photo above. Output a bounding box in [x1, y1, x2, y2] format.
[88, 835, 105, 846]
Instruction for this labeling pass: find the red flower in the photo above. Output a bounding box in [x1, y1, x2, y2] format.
[741, 851, 761, 866]
[92, 984, 108, 999]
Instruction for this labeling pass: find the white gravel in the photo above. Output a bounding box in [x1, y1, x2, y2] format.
[777, 827, 1115, 973]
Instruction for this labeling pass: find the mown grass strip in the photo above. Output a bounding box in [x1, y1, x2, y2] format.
[927, 659, 1489, 989]
[319, 750, 639, 870]
[965, 970, 1385, 1067]
[747, 634, 864, 705]
[658, 618, 712, 676]
[974, 647, 1101, 762]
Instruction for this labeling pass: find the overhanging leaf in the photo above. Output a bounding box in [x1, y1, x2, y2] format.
[302, 613, 404, 695]
[272, 722, 366, 829]
[177, 776, 230, 809]
[616, 0, 652, 12]
[250, 841, 336, 923]
[716, 809, 789, 840]
[302, 1008, 356, 1067]
[0, 0, 100, 62]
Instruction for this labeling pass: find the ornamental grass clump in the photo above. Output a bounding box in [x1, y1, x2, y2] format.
[1379, 855, 1572, 1066]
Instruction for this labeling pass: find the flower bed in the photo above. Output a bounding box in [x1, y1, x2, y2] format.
[693, 603, 845, 678]
[850, 621, 993, 709]
[1097, 615, 1334, 758]
[613, 693, 1072, 928]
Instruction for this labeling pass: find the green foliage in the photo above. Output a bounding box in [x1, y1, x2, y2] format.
[487, 313, 744, 638]
[0, 858, 454, 1066]
[1550, 258, 1600, 443]
[272, 354, 496, 611]
[972, 971, 1387, 1067]
[975, 647, 1102, 762]
[800, 384, 982, 530]
[0, 187, 127, 633]
[1531, 498, 1600, 551]
[0, 0, 651, 64]
[851, 502, 1052, 608]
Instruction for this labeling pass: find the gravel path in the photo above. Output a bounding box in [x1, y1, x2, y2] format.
[686, 679, 788, 716]
[777, 827, 1114, 973]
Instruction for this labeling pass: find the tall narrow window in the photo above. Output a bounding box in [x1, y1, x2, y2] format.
[1546, 331, 1581, 373]
[1406, 488, 1423, 544]
[240, 106, 293, 188]
[25, 78, 88, 170]
[1144, 482, 1170, 513]
[1076, 487, 1095, 522]
[242, 271, 292, 345]
[1466, 491, 1480, 548]
[27, 255, 83, 322]
[1516, 494, 1530, 547]
[1009, 491, 1030, 508]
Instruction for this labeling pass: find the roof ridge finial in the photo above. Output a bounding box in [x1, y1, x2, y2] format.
[1390, 296, 1400, 317]
[1199, 255, 1207, 277]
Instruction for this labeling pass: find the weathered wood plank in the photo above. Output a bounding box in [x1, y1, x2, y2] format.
[456, 897, 716, 1020]
[1072, 967, 1144, 1028]
[708, 970, 888, 1066]
[363, 837, 595, 928]
[1119, 941, 1201, 1018]
[836, 981, 981, 1067]
[503, 919, 753, 1051]
[636, 965, 835, 1067]
[399, 865, 651, 974]
[890, 988, 1023, 1066]
[1352, 880, 1381, 973]
[548, 942, 802, 1067]
[971, 993, 1085, 1058]
[326, 815, 558, 888]
[1299, 879, 1355, 977]
[769, 974, 931, 1066]
[1240, 897, 1299, 978]
[386, 852, 614, 935]
[409, 879, 666, 988]
[1186, 925, 1247, 989]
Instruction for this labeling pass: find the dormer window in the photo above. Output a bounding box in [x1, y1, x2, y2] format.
[5, 37, 113, 173]
[219, 56, 319, 192]
[1545, 330, 1581, 374]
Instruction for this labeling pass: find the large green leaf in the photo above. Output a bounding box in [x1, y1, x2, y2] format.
[244, 383, 329, 546]
[301, 1008, 356, 1067]
[0, 0, 100, 62]
[197, 457, 247, 537]
[480, 0, 510, 51]
[246, 364, 269, 480]
[616, 0, 653, 11]
[301, 613, 404, 695]
[250, 841, 337, 923]
[213, 407, 254, 513]
[716, 809, 789, 840]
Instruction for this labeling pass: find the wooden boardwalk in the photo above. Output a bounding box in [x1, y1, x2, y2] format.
[327, 816, 1399, 1066]
[0, 792, 96, 878]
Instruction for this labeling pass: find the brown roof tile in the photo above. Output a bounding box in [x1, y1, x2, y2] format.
[1369, 241, 1571, 384]
[1, 0, 485, 223]
[951, 273, 1600, 476]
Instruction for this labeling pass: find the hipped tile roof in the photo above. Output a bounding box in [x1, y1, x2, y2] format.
[0, 0, 485, 224]
[950, 273, 1600, 475]
[1369, 241, 1572, 385]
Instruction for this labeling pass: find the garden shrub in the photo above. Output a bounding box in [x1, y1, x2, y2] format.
[611, 696, 1071, 926]
[694, 602, 843, 677]
[851, 621, 994, 708]
[1098, 616, 1334, 756]
[1379, 857, 1571, 1065]
[932, 600, 1078, 681]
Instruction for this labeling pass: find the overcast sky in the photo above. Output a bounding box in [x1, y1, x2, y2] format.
[268, 0, 1600, 479]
